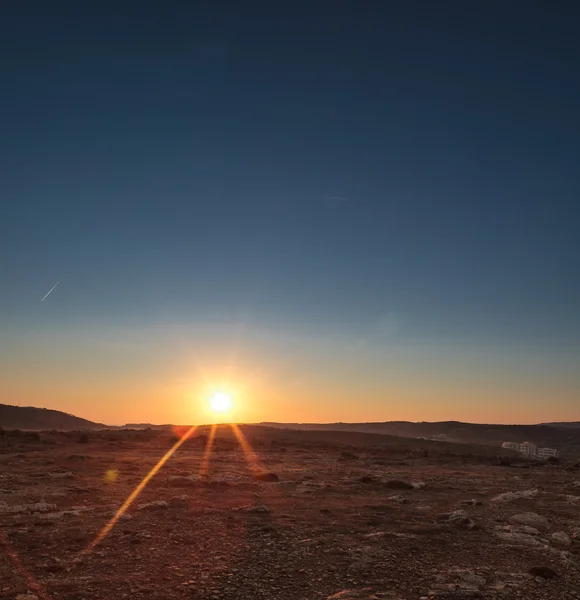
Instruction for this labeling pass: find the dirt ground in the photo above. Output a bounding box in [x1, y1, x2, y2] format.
[1, 427, 580, 600]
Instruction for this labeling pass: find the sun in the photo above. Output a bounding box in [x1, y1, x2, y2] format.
[209, 391, 233, 414]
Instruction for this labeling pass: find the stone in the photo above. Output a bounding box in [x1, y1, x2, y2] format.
[242, 504, 270, 514]
[253, 471, 279, 482]
[327, 590, 404, 600]
[388, 495, 409, 504]
[411, 481, 426, 489]
[551, 531, 572, 547]
[530, 566, 557, 579]
[453, 570, 486, 586]
[16, 595, 39, 600]
[491, 489, 538, 503]
[460, 499, 483, 506]
[168, 495, 189, 508]
[448, 509, 476, 529]
[167, 475, 196, 486]
[497, 524, 541, 536]
[495, 531, 546, 547]
[509, 512, 550, 531]
[360, 475, 377, 484]
[0, 502, 57, 514]
[384, 479, 414, 490]
[137, 500, 168, 511]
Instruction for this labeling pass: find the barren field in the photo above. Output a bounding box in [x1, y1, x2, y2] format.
[1, 427, 580, 600]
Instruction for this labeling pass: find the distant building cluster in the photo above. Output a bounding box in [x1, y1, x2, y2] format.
[501, 441, 560, 460]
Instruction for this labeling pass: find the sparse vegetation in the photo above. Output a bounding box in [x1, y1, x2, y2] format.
[1, 424, 580, 599]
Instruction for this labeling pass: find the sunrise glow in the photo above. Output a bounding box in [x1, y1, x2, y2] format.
[209, 391, 233, 414]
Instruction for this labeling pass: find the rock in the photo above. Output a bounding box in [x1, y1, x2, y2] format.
[339, 451, 359, 461]
[36, 512, 68, 521]
[16, 594, 39, 600]
[242, 504, 270, 514]
[497, 524, 541, 536]
[253, 471, 279, 482]
[411, 481, 426, 489]
[460, 499, 483, 506]
[327, 590, 404, 600]
[137, 500, 168, 511]
[384, 479, 414, 490]
[168, 495, 189, 508]
[448, 509, 477, 529]
[450, 569, 486, 587]
[167, 475, 197, 486]
[551, 531, 572, 546]
[495, 531, 546, 547]
[360, 475, 377, 484]
[388, 495, 409, 504]
[0, 502, 57, 514]
[491, 489, 538, 503]
[530, 566, 557, 579]
[509, 512, 550, 531]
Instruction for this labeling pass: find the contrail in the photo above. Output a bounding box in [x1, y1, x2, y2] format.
[40, 281, 59, 303]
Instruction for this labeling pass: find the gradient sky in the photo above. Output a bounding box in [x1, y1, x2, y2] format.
[1, 2, 579, 425]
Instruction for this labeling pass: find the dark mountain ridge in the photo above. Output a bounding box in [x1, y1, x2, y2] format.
[0, 403, 105, 430]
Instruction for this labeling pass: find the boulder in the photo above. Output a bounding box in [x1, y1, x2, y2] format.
[460, 499, 483, 506]
[327, 590, 404, 600]
[167, 475, 196, 487]
[497, 524, 541, 536]
[253, 471, 279, 482]
[137, 500, 168, 511]
[168, 495, 189, 508]
[551, 531, 572, 547]
[491, 489, 538, 503]
[495, 531, 546, 547]
[452, 569, 487, 587]
[384, 479, 414, 490]
[529, 566, 557, 579]
[241, 504, 270, 514]
[0, 502, 57, 514]
[388, 495, 409, 504]
[448, 509, 477, 529]
[509, 512, 550, 531]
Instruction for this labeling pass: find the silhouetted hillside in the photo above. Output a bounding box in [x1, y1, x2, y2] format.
[259, 420, 580, 456]
[0, 403, 105, 430]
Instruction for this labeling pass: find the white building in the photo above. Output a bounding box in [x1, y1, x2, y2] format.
[519, 441, 538, 457]
[537, 447, 560, 460]
[502, 441, 519, 451]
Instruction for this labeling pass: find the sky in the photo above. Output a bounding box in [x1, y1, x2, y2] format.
[1, 1, 579, 425]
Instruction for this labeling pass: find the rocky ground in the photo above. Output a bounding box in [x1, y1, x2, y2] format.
[1, 427, 580, 600]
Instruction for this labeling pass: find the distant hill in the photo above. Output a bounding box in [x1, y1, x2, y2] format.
[259, 420, 580, 456]
[120, 423, 172, 430]
[0, 403, 105, 430]
[541, 422, 580, 429]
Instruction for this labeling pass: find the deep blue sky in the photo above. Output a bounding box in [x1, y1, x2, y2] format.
[1, 2, 579, 423]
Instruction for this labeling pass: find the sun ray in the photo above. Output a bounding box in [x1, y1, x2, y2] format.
[229, 423, 262, 473]
[198, 423, 217, 478]
[0, 529, 51, 600]
[81, 425, 197, 556]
